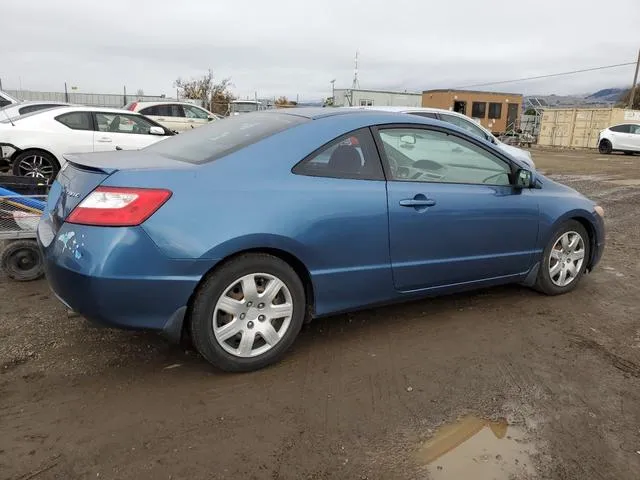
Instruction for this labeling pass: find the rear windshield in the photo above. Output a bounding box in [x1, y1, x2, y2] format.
[144, 112, 309, 164]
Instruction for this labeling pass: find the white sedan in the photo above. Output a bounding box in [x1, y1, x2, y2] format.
[352, 106, 535, 169]
[0, 106, 173, 179]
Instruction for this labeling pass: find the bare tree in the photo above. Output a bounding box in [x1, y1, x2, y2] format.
[617, 86, 640, 110]
[174, 69, 235, 115]
[136, 88, 144, 97]
[274, 96, 297, 107]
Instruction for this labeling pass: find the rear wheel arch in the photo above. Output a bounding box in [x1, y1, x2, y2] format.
[182, 247, 316, 343]
[11, 147, 62, 177]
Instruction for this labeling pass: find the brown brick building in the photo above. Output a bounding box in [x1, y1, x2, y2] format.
[421, 89, 523, 134]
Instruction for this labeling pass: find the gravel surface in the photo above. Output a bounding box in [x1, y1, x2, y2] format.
[1, 149, 639, 479]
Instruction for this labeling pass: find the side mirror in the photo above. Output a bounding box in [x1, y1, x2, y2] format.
[207, 115, 215, 122]
[514, 168, 534, 188]
[400, 134, 416, 145]
[149, 126, 165, 136]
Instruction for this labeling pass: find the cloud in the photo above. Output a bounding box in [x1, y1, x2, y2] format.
[2, 0, 639, 100]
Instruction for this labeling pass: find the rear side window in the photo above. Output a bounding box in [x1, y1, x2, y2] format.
[293, 128, 384, 180]
[610, 124, 631, 133]
[144, 112, 309, 164]
[55, 112, 93, 131]
[141, 104, 184, 117]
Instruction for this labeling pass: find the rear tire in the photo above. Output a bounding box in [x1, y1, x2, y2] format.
[0, 240, 44, 281]
[535, 220, 590, 296]
[12, 150, 60, 180]
[598, 140, 612, 154]
[190, 253, 306, 372]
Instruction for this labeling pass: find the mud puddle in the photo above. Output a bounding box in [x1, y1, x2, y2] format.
[416, 416, 536, 479]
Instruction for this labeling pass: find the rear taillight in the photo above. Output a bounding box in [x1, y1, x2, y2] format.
[127, 102, 138, 111]
[67, 187, 171, 227]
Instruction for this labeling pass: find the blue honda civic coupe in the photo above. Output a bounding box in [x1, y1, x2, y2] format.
[38, 108, 605, 372]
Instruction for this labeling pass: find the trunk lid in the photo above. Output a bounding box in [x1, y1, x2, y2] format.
[46, 150, 192, 232]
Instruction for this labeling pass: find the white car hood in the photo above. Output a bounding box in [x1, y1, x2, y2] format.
[496, 142, 535, 169]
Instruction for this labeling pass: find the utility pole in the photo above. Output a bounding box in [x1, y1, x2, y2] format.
[64, 82, 69, 103]
[629, 48, 640, 110]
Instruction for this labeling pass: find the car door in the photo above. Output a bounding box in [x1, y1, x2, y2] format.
[93, 112, 168, 151]
[182, 104, 214, 129]
[375, 125, 539, 292]
[629, 124, 640, 151]
[139, 104, 186, 132]
[608, 124, 632, 150]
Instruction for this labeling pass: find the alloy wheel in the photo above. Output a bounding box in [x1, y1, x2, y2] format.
[548, 231, 586, 287]
[212, 273, 294, 358]
[16, 154, 55, 179]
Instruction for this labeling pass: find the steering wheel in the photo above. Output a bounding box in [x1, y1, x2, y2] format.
[482, 172, 509, 184]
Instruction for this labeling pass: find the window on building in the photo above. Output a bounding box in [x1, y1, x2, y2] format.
[488, 103, 502, 119]
[359, 99, 374, 106]
[292, 128, 384, 180]
[471, 102, 486, 118]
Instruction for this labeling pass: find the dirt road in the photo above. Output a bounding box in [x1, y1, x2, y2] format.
[1, 149, 639, 479]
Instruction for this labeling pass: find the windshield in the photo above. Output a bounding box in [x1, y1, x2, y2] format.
[144, 112, 308, 164]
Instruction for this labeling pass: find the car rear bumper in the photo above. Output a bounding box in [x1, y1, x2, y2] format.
[37, 217, 211, 336]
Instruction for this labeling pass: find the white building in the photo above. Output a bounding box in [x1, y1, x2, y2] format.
[333, 88, 422, 108]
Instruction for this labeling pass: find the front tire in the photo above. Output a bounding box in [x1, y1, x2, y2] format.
[598, 140, 612, 154]
[12, 150, 60, 180]
[535, 220, 590, 296]
[190, 253, 306, 372]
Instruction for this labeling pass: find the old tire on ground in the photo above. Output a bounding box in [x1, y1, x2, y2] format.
[12, 149, 60, 180]
[0, 240, 44, 281]
[535, 220, 590, 296]
[190, 253, 306, 372]
[598, 140, 612, 154]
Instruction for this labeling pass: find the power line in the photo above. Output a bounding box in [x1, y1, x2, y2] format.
[457, 62, 637, 89]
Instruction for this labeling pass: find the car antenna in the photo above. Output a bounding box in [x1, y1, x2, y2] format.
[1, 108, 15, 127]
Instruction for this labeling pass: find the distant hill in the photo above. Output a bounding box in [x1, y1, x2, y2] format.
[526, 87, 626, 108]
[585, 88, 625, 102]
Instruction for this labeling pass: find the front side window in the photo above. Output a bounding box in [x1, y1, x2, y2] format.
[471, 102, 486, 118]
[293, 128, 384, 180]
[377, 127, 511, 186]
[629, 124, 640, 134]
[183, 105, 210, 119]
[610, 124, 631, 133]
[95, 113, 157, 135]
[55, 112, 93, 131]
[439, 113, 488, 140]
[488, 103, 502, 119]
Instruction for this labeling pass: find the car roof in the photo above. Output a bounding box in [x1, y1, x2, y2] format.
[129, 101, 207, 107]
[261, 107, 377, 120]
[0, 100, 70, 110]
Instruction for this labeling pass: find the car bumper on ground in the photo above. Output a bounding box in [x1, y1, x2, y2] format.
[37, 217, 211, 337]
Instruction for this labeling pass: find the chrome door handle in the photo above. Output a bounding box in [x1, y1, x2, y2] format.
[399, 198, 436, 207]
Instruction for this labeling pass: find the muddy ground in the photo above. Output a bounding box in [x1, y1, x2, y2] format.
[1, 148, 639, 480]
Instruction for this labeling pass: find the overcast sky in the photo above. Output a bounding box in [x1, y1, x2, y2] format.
[3, 0, 639, 101]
